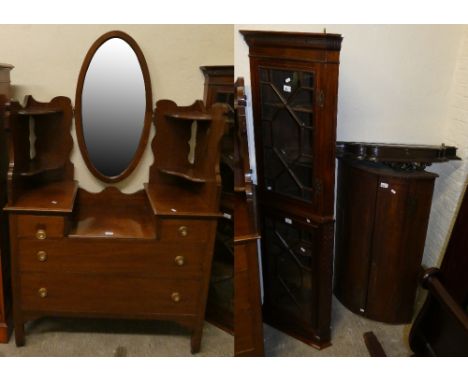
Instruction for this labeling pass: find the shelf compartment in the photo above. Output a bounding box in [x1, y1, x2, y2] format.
[145, 183, 222, 218]
[4, 180, 78, 213]
[165, 110, 212, 121]
[69, 188, 156, 240]
[18, 159, 67, 177]
[17, 107, 62, 116]
[157, 167, 207, 183]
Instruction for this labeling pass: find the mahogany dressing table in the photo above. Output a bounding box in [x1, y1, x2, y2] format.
[2, 31, 228, 353]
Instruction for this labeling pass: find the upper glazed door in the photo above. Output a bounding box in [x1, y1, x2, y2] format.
[256, 62, 325, 207]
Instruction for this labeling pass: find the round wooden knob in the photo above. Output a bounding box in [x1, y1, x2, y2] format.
[171, 292, 181, 303]
[38, 287, 48, 298]
[178, 226, 188, 237]
[37, 250, 47, 262]
[36, 229, 47, 240]
[174, 256, 185, 266]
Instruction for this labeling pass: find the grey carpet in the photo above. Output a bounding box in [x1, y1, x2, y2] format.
[264, 297, 413, 356]
[0, 297, 414, 357]
[0, 318, 233, 357]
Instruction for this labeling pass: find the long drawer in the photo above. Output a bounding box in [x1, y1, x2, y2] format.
[18, 239, 206, 278]
[20, 271, 201, 316]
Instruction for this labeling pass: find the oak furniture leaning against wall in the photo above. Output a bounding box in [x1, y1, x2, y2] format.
[409, 182, 468, 356]
[4, 31, 227, 353]
[233, 78, 264, 356]
[241, 30, 343, 349]
[200, 65, 235, 334]
[0, 63, 14, 343]
[334, 142, 460, 324]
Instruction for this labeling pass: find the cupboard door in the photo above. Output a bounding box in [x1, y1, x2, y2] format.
[367, 175, 436, 323]
[258, 66, 320, 205]
[366, 178, 410, 322]
[334, 161, 379, 315]
[262, 213, 319, 329]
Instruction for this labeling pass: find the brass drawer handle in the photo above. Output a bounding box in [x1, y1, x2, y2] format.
[174, 256, 185, 266]
[178, 226, 188, 237]
[36, 229, 47, 240]
[37, 250, 47, 262]
[38, 287, 48, 298]
[171, 292, 181, 303]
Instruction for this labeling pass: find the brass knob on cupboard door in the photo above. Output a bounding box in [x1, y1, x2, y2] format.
[171, 292, 181, 303]
[37, 250, 47, 262]
[178, 226, 188, 237]
[38, 287, 48, 298]
[174, 256, 185, 266]
[36, 229, 47, 240]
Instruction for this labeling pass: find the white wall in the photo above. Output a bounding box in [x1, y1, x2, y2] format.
[0, 24, 233, 192]
[424, 26, 468, 267]
[235, 24, 466, 266]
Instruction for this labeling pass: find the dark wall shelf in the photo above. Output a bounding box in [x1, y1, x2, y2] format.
[336, 141, 460, 168]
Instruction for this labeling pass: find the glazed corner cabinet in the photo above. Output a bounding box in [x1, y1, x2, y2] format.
[200, 65, 235, 334]
[241, 30, 342, 348]
[0, 63, 14, 343]
[200, 66, 264, 356]
[233, 78, 264, 356]
[0, 63, 13, 343]
[2, 31, 228, 353]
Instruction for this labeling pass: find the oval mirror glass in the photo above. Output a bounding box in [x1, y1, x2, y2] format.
[75, 31, 152, 182]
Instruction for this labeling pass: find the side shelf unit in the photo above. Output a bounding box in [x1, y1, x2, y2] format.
[3, 95, 75, 212]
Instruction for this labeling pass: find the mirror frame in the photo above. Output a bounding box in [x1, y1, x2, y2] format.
[75, 30, 153, 183]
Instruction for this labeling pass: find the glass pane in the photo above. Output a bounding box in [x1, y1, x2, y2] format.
[258, 67, 317, 202]
[215, 91, 233, 105]
[263, 216, 317, 325]
[208, 217, 233, 315]
[270, 69, 299, 101]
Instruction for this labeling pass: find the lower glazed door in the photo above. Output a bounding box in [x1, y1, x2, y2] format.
[260, 208, 333, 348]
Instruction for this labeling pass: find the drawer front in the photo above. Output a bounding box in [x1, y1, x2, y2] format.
[18, 239, 207, 277]
[20, 272, 201, 316]
[158, 219, 214, 242]
[17, 215, 66, 239]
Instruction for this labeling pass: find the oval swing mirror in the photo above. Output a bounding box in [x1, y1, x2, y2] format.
[75, 31, 152, 182]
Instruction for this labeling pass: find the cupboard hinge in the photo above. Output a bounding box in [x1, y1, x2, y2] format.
[317, 89, 325, 109]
